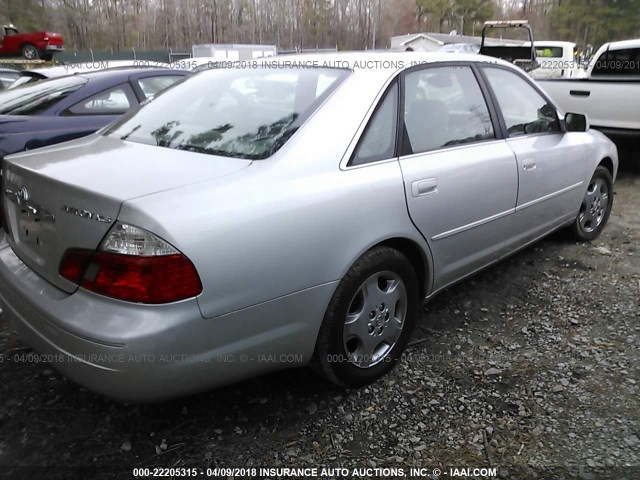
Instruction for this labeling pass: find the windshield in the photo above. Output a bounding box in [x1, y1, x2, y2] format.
[0, 76, 86, 115]
[106, 67, 350, 160]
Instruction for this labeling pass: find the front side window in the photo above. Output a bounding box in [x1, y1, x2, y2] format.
[350, 83, 398, 166]
[107, 67, 350, 160]
[0, 76, 87, 115]
[64, 84, 135, 115]
[483, 67, 560, 136]
[403, 66, 495, 154]
[592, 48, 640, 76]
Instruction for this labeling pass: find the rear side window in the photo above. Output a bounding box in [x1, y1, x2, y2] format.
[64, 84, 136, 115]
[0, 76, 87, 115]
[592, 48, 640, 76]
[107, 67, 350, 160]
[403, 66, 495, 154]
[350, 83, 398, 166]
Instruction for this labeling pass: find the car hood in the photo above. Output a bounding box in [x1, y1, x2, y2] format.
[3, 135, 252, 292]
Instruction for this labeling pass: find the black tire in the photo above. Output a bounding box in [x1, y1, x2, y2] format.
[311, 246, 419, 388]
[21, 44, 39, 60]
[571, 165, 614, 241]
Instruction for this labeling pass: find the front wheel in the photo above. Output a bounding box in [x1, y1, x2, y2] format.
[311, 247, 419, 388]
[571, 165, 614, 241]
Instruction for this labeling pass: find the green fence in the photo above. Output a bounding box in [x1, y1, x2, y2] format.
[54, 50, 191, 65]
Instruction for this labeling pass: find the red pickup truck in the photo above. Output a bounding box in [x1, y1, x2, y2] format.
[0, 24, 64, 60]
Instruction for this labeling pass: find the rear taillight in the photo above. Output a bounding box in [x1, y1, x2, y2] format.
[59, 222, 202, 304]
[43, 36, 49, 42]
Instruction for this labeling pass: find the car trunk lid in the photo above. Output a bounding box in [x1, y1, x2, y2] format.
[2, 135, 251, 292]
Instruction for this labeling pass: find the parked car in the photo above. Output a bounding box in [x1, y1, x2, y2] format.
[537, 39, 640, 151]
[0, 52, 617, 402]
[7, 60, 172, 89]
[0, 67, 189, 158]
[0, 68, 21, 89]
[0, 24, 64, 60]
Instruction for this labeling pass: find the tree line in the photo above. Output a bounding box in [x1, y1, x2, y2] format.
[2, 0, 640, 53]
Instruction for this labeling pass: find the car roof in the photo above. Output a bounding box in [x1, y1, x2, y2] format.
[256, 51, 514, 73]
[528, 41, 576, 48]
[71, 67, 188, 79]
[605, 39, 640, 51]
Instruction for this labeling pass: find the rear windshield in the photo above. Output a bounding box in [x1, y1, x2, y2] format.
[106, 67, 350, 160]
[0, 76, 87, 115]
[535, 46, 564, 58]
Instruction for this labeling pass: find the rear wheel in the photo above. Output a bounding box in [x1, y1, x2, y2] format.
[21, 44, 39, 60]
[312, 247, 419, 388]
[571, 166, 613, 241]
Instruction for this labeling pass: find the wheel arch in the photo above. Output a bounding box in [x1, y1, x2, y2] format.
[372, 236, 432, 301]
[598, 157, 614, 177]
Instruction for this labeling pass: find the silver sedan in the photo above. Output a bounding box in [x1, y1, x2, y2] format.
[0, 53, 617, 401]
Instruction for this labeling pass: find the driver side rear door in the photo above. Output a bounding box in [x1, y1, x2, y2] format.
[398, 63, 519, 291]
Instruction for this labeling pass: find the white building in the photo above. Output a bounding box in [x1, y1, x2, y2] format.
[390, 32, 523, 52]
[192, 44, 277, 61]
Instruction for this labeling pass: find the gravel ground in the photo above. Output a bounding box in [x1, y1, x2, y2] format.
[0, 165, 638, 480]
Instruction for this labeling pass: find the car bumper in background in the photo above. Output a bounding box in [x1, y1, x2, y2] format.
[0, 235, 335, 402]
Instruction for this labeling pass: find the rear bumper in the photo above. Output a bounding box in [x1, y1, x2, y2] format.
[44, 45, 64, 51]
[0, 235, 334, 402]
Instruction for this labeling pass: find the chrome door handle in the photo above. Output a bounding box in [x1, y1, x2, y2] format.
[570, 90, 591, 97]
[411, 178, 438, 197]
[522, 160, 537, 171]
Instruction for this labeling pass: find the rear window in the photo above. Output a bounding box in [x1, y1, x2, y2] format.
[535, 46, 564, 58]
[592, 48, 640, 76]
[106, 67, 350, 160]
[0, 76, 87, 115]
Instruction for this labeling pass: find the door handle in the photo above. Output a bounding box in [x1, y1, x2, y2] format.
[522, 160, 537, 171]
[411, 178, 438, 197]
[570, 90, 590, 97]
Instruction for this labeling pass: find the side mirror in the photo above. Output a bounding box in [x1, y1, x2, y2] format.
[565, 112, 589, 132]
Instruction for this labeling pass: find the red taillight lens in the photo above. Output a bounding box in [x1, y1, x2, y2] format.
[59, 248, 94, 283]
[59, 223, 203, 304]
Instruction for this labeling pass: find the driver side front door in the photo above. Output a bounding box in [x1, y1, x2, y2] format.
[481, 66, 587, 249]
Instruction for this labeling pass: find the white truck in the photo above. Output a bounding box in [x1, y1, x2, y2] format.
[527, 41, 585, 79]
[538, 39, 640, 150]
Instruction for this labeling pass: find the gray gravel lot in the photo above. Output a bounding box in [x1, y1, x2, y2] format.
[0, 166, 638, 480]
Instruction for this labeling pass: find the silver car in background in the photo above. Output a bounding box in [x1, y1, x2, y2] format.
[0, 53, 617, 401]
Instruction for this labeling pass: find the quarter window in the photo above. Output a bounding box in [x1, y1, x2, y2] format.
[65, 84, 135, 115]
[136, 76, 183, 99]
[483, 67, 560, 136]
[403, 66, 495, 154]
[350, 83, 398, 166]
